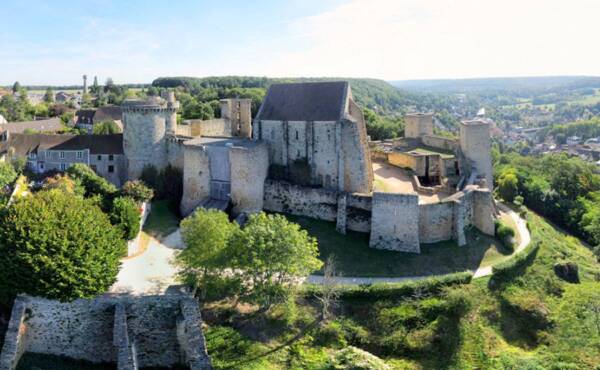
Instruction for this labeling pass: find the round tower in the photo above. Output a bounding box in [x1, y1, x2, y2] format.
[122, 95, 179, 179]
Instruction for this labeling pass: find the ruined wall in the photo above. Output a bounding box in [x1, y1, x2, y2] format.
[346, 193, 372, 233]
[263, 180, 338, 221]
[421, 135, 459, 151]
[369, 192, 420, 253]
[472, 187, 495, 236]
[388, 152, 425, 175]
[229, 143, 269, 215]
[179, 119, 230, 138]
[341, 118, 372, 193]
[419, 201, 454, 243]
[0, 295, 212, 370]
[181, 145, 211, 216]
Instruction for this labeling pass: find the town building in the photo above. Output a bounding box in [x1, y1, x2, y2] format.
[75, 106, 123, 133]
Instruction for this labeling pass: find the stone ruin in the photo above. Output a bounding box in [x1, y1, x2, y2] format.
[0, 295, 212, 370]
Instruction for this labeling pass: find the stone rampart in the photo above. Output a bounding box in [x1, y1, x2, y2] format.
[419, 201, 454, 243]
[421, 135, 459, 151]
[369, 192, 420, 253]
[0, 295, 212, 370]
[181, 146, 211, 216]
[230, 143, 269, 215]
[264, 180, 338, 221]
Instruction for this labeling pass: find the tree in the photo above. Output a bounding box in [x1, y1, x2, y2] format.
[110, 196, 141, 240]
[44, 87, 54, 103]
[0, 190, 125, 301]
[42, 174, 85, 196]
[12, 81, 20, 94]
[140, 164, 161, 195]
[121, 180, 154, 204]
[176, 209, 239, 300]
[93, 120, 120, 134]
[66, 163, 118, 200]
[497, 169, 519, 203]
[228, 213, 322, 308]
[0, 162, 17, 189]
[315, 255, 340, 321]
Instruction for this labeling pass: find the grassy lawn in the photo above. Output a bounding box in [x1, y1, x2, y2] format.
[284, 214, 510, 277]
[142, 200, 180, 239]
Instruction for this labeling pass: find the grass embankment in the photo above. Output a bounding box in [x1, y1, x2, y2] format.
[286, 214, 510, 277]
[142, 200, 180, 239]
[203, 211, 600, 369]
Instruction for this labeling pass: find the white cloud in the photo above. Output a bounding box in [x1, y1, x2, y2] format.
[258, 0, 600, 80]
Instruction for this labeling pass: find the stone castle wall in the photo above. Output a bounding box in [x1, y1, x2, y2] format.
[230, 143, 269, 215]
[181, 145, 211, 216]
[341, 118, 372, 193]
[419, 201, 454, 244]
[369, 192, 420, 253]
[421, 135, 459, 151]
[0, 295, 211, 370]
[178, 119, 231, 138]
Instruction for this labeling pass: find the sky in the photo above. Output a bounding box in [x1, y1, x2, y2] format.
[1, 0, 600, 85]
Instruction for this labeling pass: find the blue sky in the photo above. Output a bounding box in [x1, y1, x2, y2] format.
[2, 0, 600, 85]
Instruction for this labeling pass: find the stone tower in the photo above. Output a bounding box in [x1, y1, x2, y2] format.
[83, 75, 88, 95]
[405, 113, 433, 138]
[122, 93, 180, 179]
[220, 99, 252, 138]
[459, 118, 493, 188]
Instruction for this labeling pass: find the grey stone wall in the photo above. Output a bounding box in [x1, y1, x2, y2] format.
[459, 120, 493, 187]
[421, 135, 459, 151]
[181, 145, 211, 216]
[419, 202, 454, 244]
[229, 143, 269, 215]
[369, 192, 420, 253]
[471, 187, 495, 236]
[263, 179, 338, 221]
[0, 295, 212, 370]
[167, 139, 185, 169]
[346, 193, 372, 233]
[341, 118, 372, 193]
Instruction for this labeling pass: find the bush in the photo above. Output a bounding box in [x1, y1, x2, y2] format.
[140, 164, 183, 211]
[121, 180, 154, 204]
[41, 174, 85, 196]
[302, 271, 473, 301]
[110, 196, 141, 240]
[313, 321, 347, 348]
[0, 162, 17, 189]
[491, 242, 540, 285]
[495, 220, 516, 252]
[66, 163, 118, 200]
[0, 190, 125, 301]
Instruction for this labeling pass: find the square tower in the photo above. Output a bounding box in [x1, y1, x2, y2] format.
[459, 119, 493, 188]
[405, 113, 433, 138]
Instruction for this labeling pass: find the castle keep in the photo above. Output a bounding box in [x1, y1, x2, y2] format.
[119, 82, 494, 252]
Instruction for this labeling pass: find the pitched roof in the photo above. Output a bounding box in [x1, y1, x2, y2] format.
[95, 106, 122, 122]
[256, 81, 349, 121]
[0, 117, 63, 134]
[0, 134, 124, 156]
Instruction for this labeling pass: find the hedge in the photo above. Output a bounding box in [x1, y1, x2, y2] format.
[491, 242, 541, 282]
[302, 271, 473, 300]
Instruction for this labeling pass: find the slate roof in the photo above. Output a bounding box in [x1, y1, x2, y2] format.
[95, 106, 122, 122]
[0, 134, 124, 156]
[0, 117, 63, 134]
[256, 81, 349, 122]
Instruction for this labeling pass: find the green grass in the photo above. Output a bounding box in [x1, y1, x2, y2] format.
[142, 200, 180, 238]
[285, 214, 510, 277]
[202, 210, 600, 369]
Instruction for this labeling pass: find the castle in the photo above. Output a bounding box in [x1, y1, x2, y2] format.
[0, 81, 495, 252]
[122, 81, 495, 252]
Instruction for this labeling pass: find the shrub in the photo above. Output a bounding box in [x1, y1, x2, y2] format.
[553, 261, 580, 283]
[121, 180, 154, 204]
[41, 174, 85, 196]
[0, 162, 17, 189]
[491, 242, 541, 285]
[0, 190, 125, 301]
[495, 219, 516, 252]
[140, 164, 161, 192]
[110, 196, 141, 240]
[313, 321, 347, 348]
[66, 163, 118, 200]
